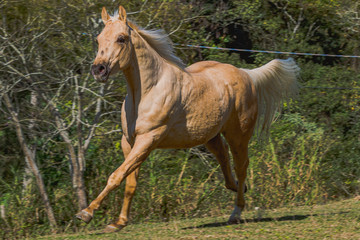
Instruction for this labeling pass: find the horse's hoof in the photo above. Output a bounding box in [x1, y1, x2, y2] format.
[75, 210, 93, 224]
[228, 205, 243, 224]
[227, 216, 242, 225]
[103, 223, 126, 233]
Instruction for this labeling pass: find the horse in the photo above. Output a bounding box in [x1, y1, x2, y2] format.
[76, 6, 299, 233]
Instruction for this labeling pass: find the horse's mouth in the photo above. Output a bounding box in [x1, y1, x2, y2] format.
[97, 71, 110, 83]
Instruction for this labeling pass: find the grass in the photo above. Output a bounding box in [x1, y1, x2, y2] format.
[37, 197, 360, 240]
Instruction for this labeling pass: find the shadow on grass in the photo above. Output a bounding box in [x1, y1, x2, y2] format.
[88, 230, 119, 236]
[182, 214, 315, 229]
[182, 211, 350, 229]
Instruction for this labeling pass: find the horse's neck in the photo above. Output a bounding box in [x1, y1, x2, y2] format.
[123, 34, 166, 103]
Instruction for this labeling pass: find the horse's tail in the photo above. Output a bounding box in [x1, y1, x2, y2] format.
[241, 58, 300, 136]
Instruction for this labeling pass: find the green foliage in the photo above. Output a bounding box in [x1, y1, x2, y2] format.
[1, 0, 360, 238]
[0, 168, 52, 239]
[247, 114, 332, 208]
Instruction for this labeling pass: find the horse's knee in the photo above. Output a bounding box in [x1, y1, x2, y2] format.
[107, 172, 123, 188]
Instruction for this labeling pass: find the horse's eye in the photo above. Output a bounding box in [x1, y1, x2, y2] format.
[117, 35, 126, 44]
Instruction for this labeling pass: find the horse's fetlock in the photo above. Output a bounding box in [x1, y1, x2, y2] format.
[117, 215, 128, 225]
[225, 184, 238, 192]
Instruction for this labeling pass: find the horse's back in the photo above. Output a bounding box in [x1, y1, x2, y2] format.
[185, 61, 222, 73]
[186, 61, 257, 109]
[186, 61, 253, 86]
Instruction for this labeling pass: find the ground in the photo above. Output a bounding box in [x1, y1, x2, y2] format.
[37, 197, 360, 239]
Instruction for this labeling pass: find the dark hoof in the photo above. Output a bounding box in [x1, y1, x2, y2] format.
[103, 223, 126, 233]
[227, 217, 242, 225]
[75, 210, 93, 224]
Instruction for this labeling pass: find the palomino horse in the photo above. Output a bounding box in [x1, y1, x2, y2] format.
[76, 6, 299, 232]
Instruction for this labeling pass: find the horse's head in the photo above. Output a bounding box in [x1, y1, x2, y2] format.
[92, 6, 132, 82]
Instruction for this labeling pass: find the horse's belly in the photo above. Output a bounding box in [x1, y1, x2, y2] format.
[157, 115, 227, 149]
[157, 129, 218, 149]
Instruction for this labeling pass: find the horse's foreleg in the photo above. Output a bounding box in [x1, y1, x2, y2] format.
[103, 135, 141, 232]
[104, 167, 140, 233]
[76, 131, 161, 224]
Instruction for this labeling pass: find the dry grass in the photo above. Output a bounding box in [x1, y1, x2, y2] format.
[36, 197, 360, 240]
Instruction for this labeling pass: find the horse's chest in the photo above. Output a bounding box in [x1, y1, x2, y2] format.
[121, 96, 172, 146]
[121, 100, 137, 146]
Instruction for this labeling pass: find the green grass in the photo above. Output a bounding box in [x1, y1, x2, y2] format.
[37, 197, 360, 239]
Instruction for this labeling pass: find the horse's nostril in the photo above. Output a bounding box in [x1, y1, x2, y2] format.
[91, 64, 107, 76]
[99, 65, 106, 74]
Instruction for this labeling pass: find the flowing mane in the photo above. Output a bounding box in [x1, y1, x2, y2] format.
[110, 13, 186, 70]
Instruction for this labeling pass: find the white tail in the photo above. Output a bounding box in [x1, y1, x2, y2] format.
[242, 58, 300, 136]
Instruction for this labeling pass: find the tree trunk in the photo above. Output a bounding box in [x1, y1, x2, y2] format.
[47, 101, 88, 210]
[23, 91, 38, 193]
[3, 93, 57, 230]
[65, 141, 88, 210]
[35, 88, 88, 210]
[352, 46, 359, 73]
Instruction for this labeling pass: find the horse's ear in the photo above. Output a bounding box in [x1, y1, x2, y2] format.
[101, 7, 110, 24]
[118, 6, 127, 22]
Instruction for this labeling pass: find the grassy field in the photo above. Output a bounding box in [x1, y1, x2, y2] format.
[37, 197, 360, 240]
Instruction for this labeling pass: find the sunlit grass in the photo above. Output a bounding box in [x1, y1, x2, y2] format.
[37, 197, 360, 240]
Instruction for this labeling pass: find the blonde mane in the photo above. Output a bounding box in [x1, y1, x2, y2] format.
[110, 13, 186, 70]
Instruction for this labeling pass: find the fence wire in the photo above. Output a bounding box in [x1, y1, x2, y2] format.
[175, 43, 360, 91]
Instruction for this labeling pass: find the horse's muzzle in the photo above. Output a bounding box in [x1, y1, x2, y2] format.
[91, 63, 109, 82]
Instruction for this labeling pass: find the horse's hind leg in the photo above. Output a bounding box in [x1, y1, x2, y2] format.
[104, 135, 140, 233]
[205, 134, 237, 192]
[223, 127, 253, 224]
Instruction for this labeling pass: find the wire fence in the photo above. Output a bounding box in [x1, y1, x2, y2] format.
[175, 43, 360, 91]
[175, 43, 360, 59]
